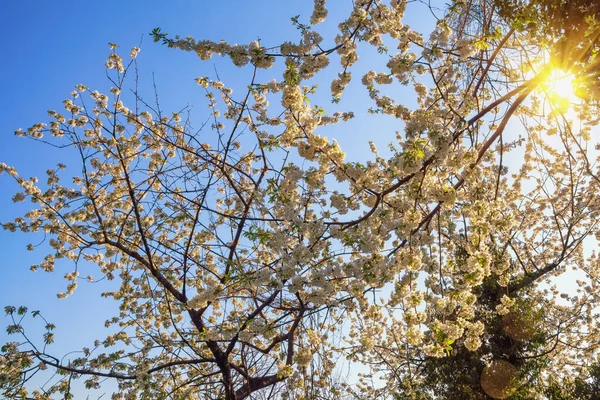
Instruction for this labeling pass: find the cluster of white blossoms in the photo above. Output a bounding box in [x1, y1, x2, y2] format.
[105, 52, 124, 73]
[310, 0, 328, 24]
[168, 37, 276, 69]
[331, 71, 351, 99]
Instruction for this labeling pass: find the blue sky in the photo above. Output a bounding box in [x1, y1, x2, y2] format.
[0, 0, 323, 381]
[0, 0, 443, 396]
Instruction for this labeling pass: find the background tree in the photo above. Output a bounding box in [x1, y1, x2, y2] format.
[2, 0, 600, 399]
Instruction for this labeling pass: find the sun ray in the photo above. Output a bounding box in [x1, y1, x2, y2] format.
[542, 68, 580, 114]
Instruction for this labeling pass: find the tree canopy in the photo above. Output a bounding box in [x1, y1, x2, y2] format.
[2, 0, 600, 399]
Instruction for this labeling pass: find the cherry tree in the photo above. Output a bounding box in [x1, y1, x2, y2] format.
[2, 0, 600, 399]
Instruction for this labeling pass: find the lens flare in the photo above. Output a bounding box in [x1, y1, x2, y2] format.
[543, 68, 579, 111]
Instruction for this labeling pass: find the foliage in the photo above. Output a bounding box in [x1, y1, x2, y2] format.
[3, 0, 600, 399]
[495, 0, 600, 99]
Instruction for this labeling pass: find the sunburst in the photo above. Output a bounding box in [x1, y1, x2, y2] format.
[543, 68, 580, 112]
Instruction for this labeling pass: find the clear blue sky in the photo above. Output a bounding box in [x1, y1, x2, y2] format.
[0, 0, 441, 396]
[0, 0, 328, 382]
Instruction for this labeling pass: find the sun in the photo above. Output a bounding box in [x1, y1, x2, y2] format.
[543, 68, 579, 110]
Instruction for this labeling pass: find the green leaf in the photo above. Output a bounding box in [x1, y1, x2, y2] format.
[44, 332, 55, 344]
[6, 324, 23, 334]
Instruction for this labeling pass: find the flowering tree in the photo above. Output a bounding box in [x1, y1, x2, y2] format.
[2, 0, 600, 399]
